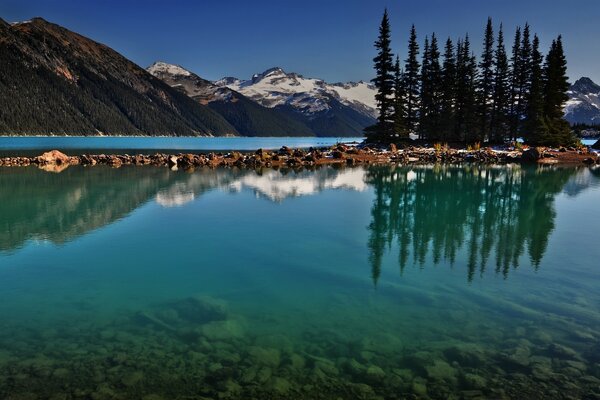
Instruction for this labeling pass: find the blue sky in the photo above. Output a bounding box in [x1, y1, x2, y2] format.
[2, 0, 598, 83]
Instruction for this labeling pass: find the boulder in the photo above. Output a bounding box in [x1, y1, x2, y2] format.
[37, 150, 70, 165]
[167, 155, 179, 167]
[521, 147, 542, 163]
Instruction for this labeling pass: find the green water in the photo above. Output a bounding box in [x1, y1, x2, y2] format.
[0, 164, 599, 400]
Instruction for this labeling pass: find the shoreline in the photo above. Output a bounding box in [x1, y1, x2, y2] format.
[0, 145, 598, 171]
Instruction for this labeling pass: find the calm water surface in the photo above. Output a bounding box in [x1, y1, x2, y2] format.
[0, 164, 599, 399]
[0, 136, 362, 157]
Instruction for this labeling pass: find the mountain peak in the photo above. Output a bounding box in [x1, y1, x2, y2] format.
[571, 77, 600, 94]
[147, 61, 192, 77]
[252, 67, 288, 83]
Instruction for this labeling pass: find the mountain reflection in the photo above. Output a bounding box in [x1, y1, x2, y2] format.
[366, 165, 582, 284]
[0, 166, 365, 252]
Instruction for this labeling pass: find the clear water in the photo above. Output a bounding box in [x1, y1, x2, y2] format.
[0, 136, 363, 157]
[0, 164, 599, 400]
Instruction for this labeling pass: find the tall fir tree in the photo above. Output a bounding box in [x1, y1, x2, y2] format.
[490, 24, 511, 143]
[393, 55, 409, 138]
[523, 34, 546, 143]
[478, 18, 495, 140]
[420, 34, 442, 140]
[367, 9, 395, 142]
[403, 25, 421, 133]
[440, 37, 457, 142]
[509, 26, 522, 140]
[540, 35, 575, 146]
[455, 35, 478, 142]
[516, 23, 533, 134]
[418, 36, 431, 140]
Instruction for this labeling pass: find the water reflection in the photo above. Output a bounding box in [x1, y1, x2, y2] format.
[0, 166, 366, 252]
[1, 164, 596, 283]
[366, 165, 583, 284]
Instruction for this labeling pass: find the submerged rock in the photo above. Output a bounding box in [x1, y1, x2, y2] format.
[200, 320, 244, 341]
[247, 346, 281, 368]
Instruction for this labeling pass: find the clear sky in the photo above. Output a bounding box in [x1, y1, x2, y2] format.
[1, 0, 598, 83]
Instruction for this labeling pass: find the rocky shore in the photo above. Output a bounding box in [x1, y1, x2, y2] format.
[0, 144, 598, 171]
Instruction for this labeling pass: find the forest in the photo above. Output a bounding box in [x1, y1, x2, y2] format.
[367, 10, 576, 147]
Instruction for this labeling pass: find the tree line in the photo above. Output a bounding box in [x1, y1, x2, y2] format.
[367, 10, 576, 147]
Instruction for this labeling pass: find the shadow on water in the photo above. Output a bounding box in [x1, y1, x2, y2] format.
[366, 165, 581, 285]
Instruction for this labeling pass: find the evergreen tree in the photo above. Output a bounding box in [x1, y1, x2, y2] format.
[418, 36, 431, 140]
[367, 9, 395, 142]
[523, 34, 547, 143]
[420, 34, 442, 140]
[455, 35, 478, 142]
[403, 25, 421, 133]
[478, 18, 495, 140]
[490, 24, 511, 143]
[539, 36, 576, 146]
[440, 37, 457, 142]
[393, 55, 409, 138]
[516, 23, 533, 133]
[509, 26, 522, 140]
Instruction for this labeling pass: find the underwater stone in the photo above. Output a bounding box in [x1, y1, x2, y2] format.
[200, 320, 244, 341]
[268, 377, 291, 394]
[443, 344, 487, 368]
[411, 378, 428, 396]
[287, 353, 306, 370]
[344, 358, 367, 377]
[463, 373, 487, 390]
[365, 365, 386, 384]
[240, 366, 258, 384]
[256, 367, 272, 384]
[247, 346, 281, 368]
[314, 359, 339, 376]
[425, 360, 457, 382]
[547, 343, 582, 360]
[120, 371, 144, 387]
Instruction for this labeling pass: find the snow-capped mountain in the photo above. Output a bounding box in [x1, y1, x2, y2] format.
[148, 61, 232, 104]
[214, 67, 377, 119]
[564, 77, 600, 125]
[147, 62, 316, 137]
[150, 63, 375, 137]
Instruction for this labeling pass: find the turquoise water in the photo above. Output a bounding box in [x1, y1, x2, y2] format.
[0, 136, 363, 157]
[0, 164, 600, 399]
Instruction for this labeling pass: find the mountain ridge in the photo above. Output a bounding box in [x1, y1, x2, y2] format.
[0, 17, 237, 136]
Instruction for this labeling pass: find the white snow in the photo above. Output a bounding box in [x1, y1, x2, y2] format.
[215, 67, 377, 118]
[147, 61, 192, 77]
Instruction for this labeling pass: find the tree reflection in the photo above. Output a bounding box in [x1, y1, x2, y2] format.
[366, 165, 578, 284]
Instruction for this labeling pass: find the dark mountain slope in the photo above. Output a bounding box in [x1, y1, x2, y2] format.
[0, 18, 236, 136]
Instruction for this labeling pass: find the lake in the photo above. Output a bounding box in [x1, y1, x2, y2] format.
[0, 163, 599, 399]
[0, 136, 363, 157]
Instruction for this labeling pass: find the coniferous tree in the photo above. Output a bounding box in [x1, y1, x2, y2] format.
[491, 24, 511, 143]
[540, 36, 575, 146]
[456, 35, 478, 142]
[478, 18, 495, 140]
[440, 37, 457, 142]
[509, 26, 522, 140]
[420, 34, 442, 140]
[404, 25, 421, 133]
[393, 55, 409, 138]
[516, 23, 533, 133]
[523, 34, 546, 143]
[418, 36, 431, 140]
[367, 9, 395, 142]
